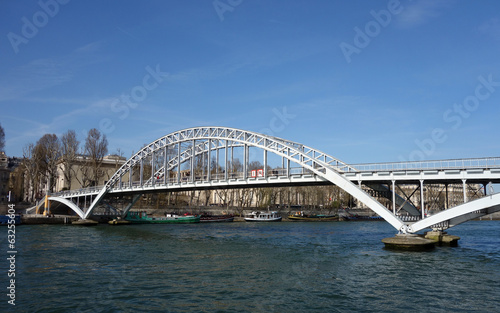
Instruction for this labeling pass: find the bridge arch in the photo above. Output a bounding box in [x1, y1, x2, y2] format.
[47, 196, 85, 219]
[83, 127, 408, 232]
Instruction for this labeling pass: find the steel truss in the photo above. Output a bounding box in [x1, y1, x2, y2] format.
[76, 127, 407, 231]
[50, 127, 500, 233]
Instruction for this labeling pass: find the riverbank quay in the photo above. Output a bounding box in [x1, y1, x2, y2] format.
[16, 212, 500, 225]
[478, 211, 500, 220]
[11, 203, 500, 225]
[17, 214, 336, 224]
[21, 214, 79, 224]
[0, 203, 31, 214]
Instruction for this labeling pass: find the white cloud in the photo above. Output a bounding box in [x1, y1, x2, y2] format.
[0, 58, 73, 102]
[74, 40, 104, 53]
[479, 18, 500, 40]
[0, 41, 104, 103]
[396, 0, 453, 28]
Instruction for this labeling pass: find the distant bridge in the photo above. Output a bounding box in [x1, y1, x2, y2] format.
[46, 127, 500, 234]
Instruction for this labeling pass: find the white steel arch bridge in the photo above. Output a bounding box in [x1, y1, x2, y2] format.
[47, 127, 500, 234]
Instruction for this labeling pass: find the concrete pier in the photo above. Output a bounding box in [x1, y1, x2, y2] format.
[72, 219, 99, 226]
[382, 234, 436, 251]
[425, 231, 460, 247]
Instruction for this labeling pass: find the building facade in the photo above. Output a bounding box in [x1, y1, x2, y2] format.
[0, 152, 9, 203]
[54, 154, 127, 191]
[0, 152, 22, 203]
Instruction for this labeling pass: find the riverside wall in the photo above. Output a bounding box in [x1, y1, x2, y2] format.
[4, 203, 500, 224]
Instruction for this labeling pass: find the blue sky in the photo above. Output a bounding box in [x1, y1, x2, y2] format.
[1, 0, 500, 165]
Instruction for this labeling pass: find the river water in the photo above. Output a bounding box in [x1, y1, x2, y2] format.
[3, 220, 500, 312]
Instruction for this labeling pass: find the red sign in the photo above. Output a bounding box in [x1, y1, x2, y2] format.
[251, 169, 264, 178]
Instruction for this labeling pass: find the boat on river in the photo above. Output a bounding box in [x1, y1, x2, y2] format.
[288, 211, 338, 221]
[108, 218, 131, 225]
[244, 211, 282, 222]
[0, 214, 21, 225]
[342, 214, 383, 221]
[200, 214, 234, 223]
[125, 212, 200, 224]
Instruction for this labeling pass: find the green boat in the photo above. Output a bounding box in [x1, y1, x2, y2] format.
[288, 211, 338, 221]
[125, 212, 200, 224]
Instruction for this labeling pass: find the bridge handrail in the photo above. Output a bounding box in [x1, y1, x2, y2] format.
[348, 157, 500, 172]
[109, 168, 317, 190]
[53, 156, 500, 196]
[53, 186, 104, 197]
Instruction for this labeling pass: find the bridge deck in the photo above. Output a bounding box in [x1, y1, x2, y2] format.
[54, 162, 500, 199]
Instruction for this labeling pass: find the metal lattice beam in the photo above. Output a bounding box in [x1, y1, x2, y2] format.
[72, 126, 500, 235]
[83, 127, 392, 221]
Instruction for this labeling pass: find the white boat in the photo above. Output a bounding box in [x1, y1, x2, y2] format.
[244, 211, 282, 222]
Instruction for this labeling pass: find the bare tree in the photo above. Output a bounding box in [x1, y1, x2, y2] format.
[248, 161, 262, 171]
[0, 123, 5, 152]
[210, 156, 222, 176]
[35, 134, 61, 193]
[114, 148, 125, 170]
[229, 158, 242, 178]
[194, 151, 208, 179]
[201, 189, 211, 206]
[22, 143, 38, 202]
[8, 165, 24, 203]
[81, 128, 108, 187]
[60, 130, 79, 190]
[255, 188, 273, 208]
[214, 188, 230, 208]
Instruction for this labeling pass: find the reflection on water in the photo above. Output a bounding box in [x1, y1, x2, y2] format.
[7, 221, 500, 312]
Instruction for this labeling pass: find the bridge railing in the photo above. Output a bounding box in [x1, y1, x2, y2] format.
[53, 186, 104, 197]
[105, 168, 320, 191]
[398, 215, 422, 222]
[52, 157, 500, 196]
[349, 157, 500, 172]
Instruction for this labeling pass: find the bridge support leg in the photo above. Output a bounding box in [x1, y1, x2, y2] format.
[43, 195, 51, 216]
[445, 184, 449, 210]
[121, 194, 142, 218]
[424, 230, 460, 247]
[462, 179, 468, 203]
[358, 181, 363, 208]
[420, 180, 425, 219]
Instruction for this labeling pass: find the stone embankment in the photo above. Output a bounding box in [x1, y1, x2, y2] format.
[5, 203, 500, 224]
[478, 212, 500, 220]
[21, 214, 79, 224]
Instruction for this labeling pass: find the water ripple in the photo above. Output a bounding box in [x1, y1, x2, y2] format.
[7, 221, 500, 312]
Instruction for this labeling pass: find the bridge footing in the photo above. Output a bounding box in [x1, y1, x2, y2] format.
[72, 219, 99, 226]
[382, 234, 436, 251]
[425, 231, 460, 247]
